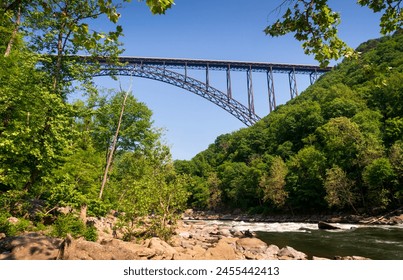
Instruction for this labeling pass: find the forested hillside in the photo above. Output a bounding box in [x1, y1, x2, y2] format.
[175, 30, 403, 215]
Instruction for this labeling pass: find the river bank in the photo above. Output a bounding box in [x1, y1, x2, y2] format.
[4, 210, 400, 260]
[182, 208, 403, 225]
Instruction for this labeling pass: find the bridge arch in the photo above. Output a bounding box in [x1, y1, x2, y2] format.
[95, 64, 261, 126]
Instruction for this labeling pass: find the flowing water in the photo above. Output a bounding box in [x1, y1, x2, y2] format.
[195, 220, 403, 260]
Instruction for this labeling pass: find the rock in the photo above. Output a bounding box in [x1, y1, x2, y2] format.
[231, 230, 244, 238]
[0, 232, 62, 260]
[56, 206, 73, 215]
[390, 214, 403, 224]
[178, 231, 192, 239]
[334, 255, 370, 260]
[215, 229, 232, 237]
[201, 238, 239, 260]
[243, 229, 255, 237]
[277, 246, 308, 260]
[7, 217, 19, 224]
[180, 240, 195, 249]
[312, 256, 330, 260]
[61, 237, 146, 260]
[318, 221, 340, 230]
[236, 238, 268, 254]
[264, 244, 280, 259]
[184, 244, 207, 259]
[147, 237, 178, 260]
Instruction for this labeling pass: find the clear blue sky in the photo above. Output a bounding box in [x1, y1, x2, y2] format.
[91, 0, 383, 160]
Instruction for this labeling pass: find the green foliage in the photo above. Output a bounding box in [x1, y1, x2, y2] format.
[142, 0, 175, 14]
[315, 117, 363, 170]
[0, 53, 75, 192]
[0, 190, 29, 217]
[177, 31, 403, 214]
[363, 158, 397, 209]
[91, 91, 157, 155]
[265, 0, 353, 67]
[259, 156, 288, 208]
[106, 144, 188, 241]
[83, 224, 99, 242]
[50, 214, 97, 241]
[324, 166, 357, 212]
[265, 0, 402, 66]
[51, 214, 85, 238]
[286, 146, 327, 210]
[0, 213, 32, 237]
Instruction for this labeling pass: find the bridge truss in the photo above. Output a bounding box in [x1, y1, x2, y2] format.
[92, 56, 332, 126]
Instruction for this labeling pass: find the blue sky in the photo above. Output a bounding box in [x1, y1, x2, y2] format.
[91, 0, 384, 160]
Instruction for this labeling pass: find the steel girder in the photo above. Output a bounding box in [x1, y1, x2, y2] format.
[95, 64, 261, 126]
[94, 56, 332, 74]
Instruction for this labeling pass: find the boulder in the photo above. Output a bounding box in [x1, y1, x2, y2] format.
[146, 237, 178, 260]
[264, 244, 280, 259]
[236, 238, 268, 254]
[60, 236, 143, 260]
[201, 238, 239, 260]
[318, 221, 340, 230]
[0, 232, 61, 260]
[277, 246, 308, 260]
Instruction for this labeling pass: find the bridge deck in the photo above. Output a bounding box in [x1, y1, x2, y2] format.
[95, 56, 332, 74]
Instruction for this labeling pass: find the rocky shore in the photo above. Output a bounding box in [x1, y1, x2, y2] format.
[2, 208, 402, 260]
[3, 211, 397, 260]
[182, 208, 403, 225]
[0, 219, 312, 260]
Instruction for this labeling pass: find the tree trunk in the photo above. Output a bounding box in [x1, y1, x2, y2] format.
[99, 91, 129, 199]
[4, 3, 21, 57]
[80, 204, 87, 224]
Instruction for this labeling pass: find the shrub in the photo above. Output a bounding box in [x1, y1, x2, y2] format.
[83, 225, 98, 242]
[50, 214, 86, 239]
[0, 213, 31, 237]
[50, 214, 98, 241]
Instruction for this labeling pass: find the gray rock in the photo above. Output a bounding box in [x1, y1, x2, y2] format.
[277, 246, 308, 260]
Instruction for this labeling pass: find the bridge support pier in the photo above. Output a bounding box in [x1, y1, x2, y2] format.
[226, 65, 232, 99]
[288, 68, 298, 99]
[267, 67, 276, 112]
[206, 64, 210, 91]
[247, 67, 255, 115]
[310, 69, 319, 85]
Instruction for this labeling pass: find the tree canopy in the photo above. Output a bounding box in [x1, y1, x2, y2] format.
[265, 0, 402, 66]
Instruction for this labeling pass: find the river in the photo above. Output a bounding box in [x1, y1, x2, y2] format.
[195, 220, 403, 260]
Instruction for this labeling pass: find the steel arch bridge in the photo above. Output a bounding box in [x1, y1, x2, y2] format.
[91, 56, 332, 126]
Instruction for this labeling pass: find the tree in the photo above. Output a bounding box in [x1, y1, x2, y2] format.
[107, 144, 188, 240]
[265, 0, 403, 66]
[286, 146, 327, 210]
[0, 52, 74, 192]
[99, 87, 129, 200]
[85, 89, 158, 199]
[25, 0, 125, 92]
[259, 156, 289, 208]
[2, 0, 174, 93]
[315, 117, 363, 171]
[363, 157, 397, 209]
[324, 165, 358, 213]
[91, 91, 157, 158]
